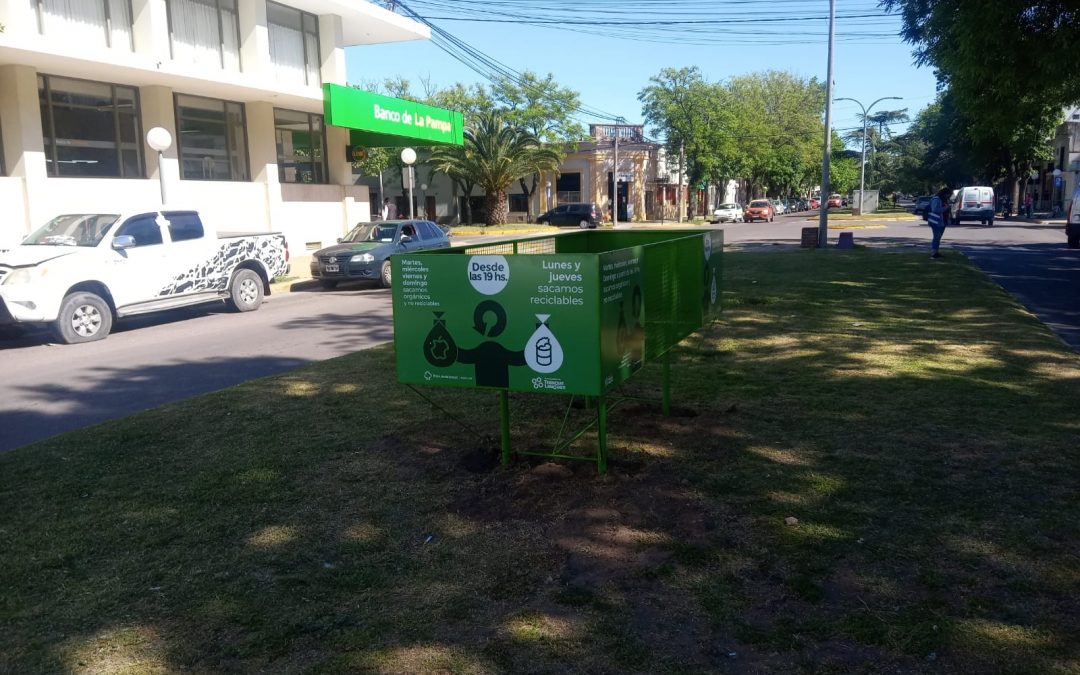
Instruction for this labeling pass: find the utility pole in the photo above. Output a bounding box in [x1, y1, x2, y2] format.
[613, 127, 619, 228]
[677, 140, 685, 223]
[818, 0, 835, 248]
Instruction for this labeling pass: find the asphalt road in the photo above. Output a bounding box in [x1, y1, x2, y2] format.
[0, 283, 394, 452]
[2, 215, 1076, 452]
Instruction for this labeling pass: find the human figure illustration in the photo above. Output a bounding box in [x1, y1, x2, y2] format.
[426, 301, 525, 388]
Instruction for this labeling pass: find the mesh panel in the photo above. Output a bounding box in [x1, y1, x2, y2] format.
[463, 243, 515, 255]
[514, 238, 557, 255]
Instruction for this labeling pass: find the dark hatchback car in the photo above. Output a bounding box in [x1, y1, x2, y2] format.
[310, 220, 450, 289]
[536, 202, 601, 228]
[913, 195, 932, 218]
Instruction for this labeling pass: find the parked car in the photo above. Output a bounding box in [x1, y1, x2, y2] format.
[711, 203, 743, 223]
[771, 199, 787, 215]
[0, 209, 289, 343]
[744, 199, 775, 223]
[536, 203, 601, 228]
[950, 186, 996, 226]
[808, 197, 820, 209]
[827, 194, 843, 208]
[913, 195, 932, 218]
[310, 220, 449, 289]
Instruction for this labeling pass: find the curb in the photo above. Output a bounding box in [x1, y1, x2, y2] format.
[270, 278, 319, 294]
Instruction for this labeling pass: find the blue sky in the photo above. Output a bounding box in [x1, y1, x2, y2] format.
[345, 2, 939, 150]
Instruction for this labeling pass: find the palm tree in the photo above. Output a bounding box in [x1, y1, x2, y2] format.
[461, 112, 562, 227]
[429, 143, 477, 226]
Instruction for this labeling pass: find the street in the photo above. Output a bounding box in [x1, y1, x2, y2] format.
[0, 283, 394, 452]
[2, 215, 1076, 452]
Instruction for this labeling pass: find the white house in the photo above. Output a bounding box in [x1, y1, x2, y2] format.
[0, 0, 459, 252]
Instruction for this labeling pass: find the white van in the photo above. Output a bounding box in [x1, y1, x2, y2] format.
[950, 186, 996, 226]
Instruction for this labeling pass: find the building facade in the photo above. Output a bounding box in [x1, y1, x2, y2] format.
[357, 123, 691, 225]
[0, 0, 435, 251]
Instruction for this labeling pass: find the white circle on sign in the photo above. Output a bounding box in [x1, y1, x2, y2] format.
[467, 255, 510, 295]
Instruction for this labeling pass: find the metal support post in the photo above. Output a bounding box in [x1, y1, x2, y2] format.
[407, 166, 415, 219]
[500, 390, 510, 466]
[597, 395, 608, 474]
[662, 350, 671, 417]
[818, 0, 835, 248]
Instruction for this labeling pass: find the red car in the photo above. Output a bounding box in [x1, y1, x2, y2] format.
[744, 199, 774, 223]
[809, 198, 820, 209]
[827, 194, 843, 208]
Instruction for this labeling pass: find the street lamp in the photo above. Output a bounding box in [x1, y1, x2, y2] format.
[833, 96, 902, 215]
[400, 147, 417, 219]
[146, 126, 172, 205]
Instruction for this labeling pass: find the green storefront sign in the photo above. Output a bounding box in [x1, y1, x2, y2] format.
[392, 229, 722, 472]
[322, 83, 464, 147]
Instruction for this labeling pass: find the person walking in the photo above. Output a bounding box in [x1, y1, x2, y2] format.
[1024, 193, 1033, 218]
[927, 187, 951, 259]
[383, 198, 397, 220]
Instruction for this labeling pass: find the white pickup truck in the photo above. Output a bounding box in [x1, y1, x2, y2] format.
[0, 209, 289, 343]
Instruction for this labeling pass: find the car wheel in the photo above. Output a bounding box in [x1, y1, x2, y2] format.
[987, 217, 994, 227]
[54, 291, 113, 344]
[770, 216, 774, 222]
[1068, 234, 1079, 249]
[579, 219, 590, 229]
[228, 268, 264, 312]
[380, 260, 392, 288]
[321, 280, 339, 290]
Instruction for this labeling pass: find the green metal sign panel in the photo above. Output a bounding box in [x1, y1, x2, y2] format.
[394, 252, 602, 395]
[393, 229, 723, 397]
[322, 84, 464, 147]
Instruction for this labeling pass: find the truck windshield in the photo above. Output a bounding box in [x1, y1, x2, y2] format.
[23, 214, 120, 247]
[343, 222, 399, 243]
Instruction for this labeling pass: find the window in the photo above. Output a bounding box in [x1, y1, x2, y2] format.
[38, 74, 143, 178]
[556, 172, 581, 203]
[268, 1, 321, 87]
[418, 221, 442, 240]
[165, 212, 204, 242]
[35, 0, 133, 50]
[168, 0, 241, 71]
[115, 214, 163, 247]
[274, 108, 327, 184]
[175, 94, 249, 181]
[509, 193, 528, 212]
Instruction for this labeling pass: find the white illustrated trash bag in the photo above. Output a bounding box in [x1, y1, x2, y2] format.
[525, 314, 564, 374]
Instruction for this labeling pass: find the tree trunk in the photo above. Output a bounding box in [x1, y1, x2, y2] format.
[519, 173, 539, 223]
[486, 190, 508, 227]
[462, 180, 474, 226]
[450, 179, 460, 225]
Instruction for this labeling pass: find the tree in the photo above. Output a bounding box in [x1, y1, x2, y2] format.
[883, 0, 1072, 202]
[639, 67, 740, 215]
[491, 72, 585, 222]
[725, 71, 826, 199]
[455, 112, 561, 227]
[428, 83, 494, 225]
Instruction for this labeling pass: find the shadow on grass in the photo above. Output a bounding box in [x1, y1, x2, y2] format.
[1, 250, 1078, 673]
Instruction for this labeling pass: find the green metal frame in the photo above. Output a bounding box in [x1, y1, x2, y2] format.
[396, 229, 721, 474]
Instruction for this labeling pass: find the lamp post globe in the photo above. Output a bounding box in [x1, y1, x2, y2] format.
[146, 127, 172, 152]
[400, 147, 417, 165]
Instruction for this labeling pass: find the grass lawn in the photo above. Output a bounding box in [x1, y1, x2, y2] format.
[2, 250, 1078, 674]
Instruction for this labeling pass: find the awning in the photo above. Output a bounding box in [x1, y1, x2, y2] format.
[323, 84, 464, 148]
